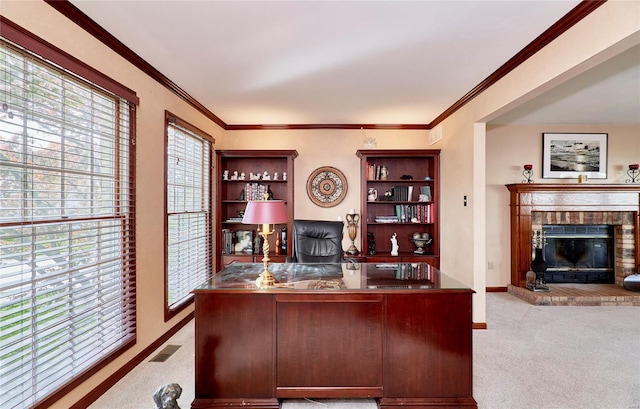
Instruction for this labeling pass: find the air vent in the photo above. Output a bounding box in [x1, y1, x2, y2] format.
[149, 345, 181, 362]
[429, 124, 442, 145]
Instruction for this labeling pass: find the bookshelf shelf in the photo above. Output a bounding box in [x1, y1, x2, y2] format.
[216, 150, 298, 270]
[357, 149, 440, 266]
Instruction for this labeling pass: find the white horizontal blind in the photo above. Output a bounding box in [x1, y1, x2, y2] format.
[0, 40, 136, 408]
[166, 119, 212, 310]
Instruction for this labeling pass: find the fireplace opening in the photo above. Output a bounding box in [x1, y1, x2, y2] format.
[542, 224, 614, 284]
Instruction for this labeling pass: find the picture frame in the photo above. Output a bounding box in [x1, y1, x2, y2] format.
[542, 133, 607, 179]
[234, 230, 254, 254]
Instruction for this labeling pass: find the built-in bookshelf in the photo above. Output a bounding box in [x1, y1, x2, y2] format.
[357, 149, 440, 266]
[216, 150, 298, 270]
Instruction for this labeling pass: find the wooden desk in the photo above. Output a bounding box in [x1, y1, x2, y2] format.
[192, 263, 476, 409]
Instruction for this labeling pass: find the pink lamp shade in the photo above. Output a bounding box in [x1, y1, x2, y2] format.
[242, 200, 289, 225]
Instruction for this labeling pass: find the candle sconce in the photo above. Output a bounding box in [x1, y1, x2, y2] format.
[345, 211, 360, 255]
[627, 164, 639, 184]
[522, 164, 533, 183]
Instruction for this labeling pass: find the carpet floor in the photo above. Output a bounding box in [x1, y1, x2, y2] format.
[88, 293, 640, 409]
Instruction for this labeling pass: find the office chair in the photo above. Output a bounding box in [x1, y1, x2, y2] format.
[288, 219, 344, 263]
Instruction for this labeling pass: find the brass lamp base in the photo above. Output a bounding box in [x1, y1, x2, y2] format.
[256, 270, 277, 288]
[255, 230, 277, 288]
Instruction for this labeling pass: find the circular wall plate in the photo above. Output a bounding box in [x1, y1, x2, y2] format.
[306, 166, 348, 207]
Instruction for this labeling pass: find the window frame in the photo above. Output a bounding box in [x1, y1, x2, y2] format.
[0, 19, 137, 409]
[164, 111, 214, 321]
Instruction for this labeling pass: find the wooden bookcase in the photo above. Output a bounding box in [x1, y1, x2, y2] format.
[357, 150, 440, 267]
[216, 150, 298, 270]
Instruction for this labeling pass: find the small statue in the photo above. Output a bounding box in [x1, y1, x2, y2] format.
[380, 166, 389, 180]
[231, 170, 238, 180]
[283, 172, 287, 181]
[273, 172, 279, 180]
[390, 233, 399, 256]
[249, 172, 255, 180]
[153, 383, 182, 409]
[262, 171, 270, 180]
[367, 232, 376, 255]
[525, 270, 536, 290]
[222, 170, 229, 180]
[239, 172, 246, 180]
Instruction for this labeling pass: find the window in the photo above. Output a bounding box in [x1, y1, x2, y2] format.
[0, 38, 136, 408]
[165, 113, 213, 317]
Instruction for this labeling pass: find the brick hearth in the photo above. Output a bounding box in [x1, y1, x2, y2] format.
[508, 283, 640, 306]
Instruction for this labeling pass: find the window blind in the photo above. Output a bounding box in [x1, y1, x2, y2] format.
[166, 117, 212, 314]
[0, 40, 136, 408]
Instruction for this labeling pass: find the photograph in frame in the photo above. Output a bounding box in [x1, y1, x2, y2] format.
[234, 230, 254, 254]
[542, 133, 608, 179]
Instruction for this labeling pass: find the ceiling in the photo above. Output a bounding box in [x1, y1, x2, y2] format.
[67, 1, 640, 127]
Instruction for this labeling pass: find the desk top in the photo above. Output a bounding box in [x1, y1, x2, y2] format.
[194, 262, 472, 292]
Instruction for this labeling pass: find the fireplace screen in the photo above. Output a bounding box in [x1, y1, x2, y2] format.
[542, 225, 614, 284]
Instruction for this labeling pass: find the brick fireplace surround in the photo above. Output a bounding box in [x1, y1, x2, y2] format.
[505, 184, 639, 304]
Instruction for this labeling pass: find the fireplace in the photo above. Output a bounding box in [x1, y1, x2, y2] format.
[506, 184, 639, 288]
[542, 224, 614, 284]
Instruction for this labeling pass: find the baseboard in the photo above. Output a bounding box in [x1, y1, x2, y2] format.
[70, 311, 194, 409]
[472, 322, 487, 330]
[486, 286, 507, 292]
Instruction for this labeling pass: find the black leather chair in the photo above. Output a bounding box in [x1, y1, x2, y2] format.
[288, 219, 344, 263]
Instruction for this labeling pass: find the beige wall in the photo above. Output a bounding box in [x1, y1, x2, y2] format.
[2, 0, 639, 407]
[485, 125, 640, 287]
[431, 0, 640, 322]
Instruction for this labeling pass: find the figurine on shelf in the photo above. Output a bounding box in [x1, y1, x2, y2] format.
[283, 172, 287, 181]
[262, 171, 270, 180]
[367, 232, 376, 255]
[273, 172, 279, 180]
[380, 166, 389, 180]
[249, 172, 255, 180]
[239, 172, 246, 180]
[231, 171, 238, 180]
[223, 170, 229, 180]
[390, 233, 399, 256]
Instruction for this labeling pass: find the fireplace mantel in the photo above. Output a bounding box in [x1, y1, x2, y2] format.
[505, 184, 640, 286]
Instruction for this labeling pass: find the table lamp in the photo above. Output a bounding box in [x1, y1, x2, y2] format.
[242, 198, 289, 287]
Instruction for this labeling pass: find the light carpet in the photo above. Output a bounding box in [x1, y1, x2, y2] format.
[88, 293, 640, 409]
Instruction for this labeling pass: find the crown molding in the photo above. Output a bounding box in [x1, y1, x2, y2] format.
[46, 0, 605, 131]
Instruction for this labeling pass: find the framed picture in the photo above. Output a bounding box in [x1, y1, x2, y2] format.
[234, 230, 254, 254]
[542, 133, 607, 179]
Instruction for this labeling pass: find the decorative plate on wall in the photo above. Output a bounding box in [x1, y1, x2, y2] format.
[306, 166, 348, 207]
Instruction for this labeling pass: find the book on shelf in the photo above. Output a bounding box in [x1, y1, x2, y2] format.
[392, 203, 434, 223]
[244, 183, 274, 201]
[395, 263, 434, 281]
[375, 215, 400, 223]
[365, 162, 391, 181]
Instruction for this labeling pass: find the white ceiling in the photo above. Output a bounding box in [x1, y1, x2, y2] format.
[68, 0, 640, 126]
